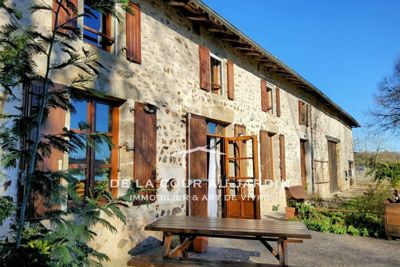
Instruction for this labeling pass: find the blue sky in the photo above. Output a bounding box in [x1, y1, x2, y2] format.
[202, 0, 400, 151]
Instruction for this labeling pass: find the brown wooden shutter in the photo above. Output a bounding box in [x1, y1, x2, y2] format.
[298, 100, 303, 125]
[276, 87, 281, 117]
[52, 0, 78, 33]
[260, 130, 268, 181]
[279, 134, 286, 181]
[227, 60, 234, 100]
[305, 104, 310, 127]
[134, 102, 157, 204]
[186, 114, 207, 216]
[187, 113, 208, 252]
[199, 46, 211, 91]
[126, 3, 141, 64]
[30, 82, 66, 217]
[261, 80, 267, 112]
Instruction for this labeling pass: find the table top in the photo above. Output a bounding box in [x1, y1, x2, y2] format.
[145, 216, 312, 239]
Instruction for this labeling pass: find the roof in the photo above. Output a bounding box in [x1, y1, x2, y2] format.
[166, 0, 360, 128]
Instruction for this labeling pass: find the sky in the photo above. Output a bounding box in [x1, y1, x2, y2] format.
[202, 0, 400, 151]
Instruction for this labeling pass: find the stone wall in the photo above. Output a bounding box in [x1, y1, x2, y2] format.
[0, 0, 355, 264]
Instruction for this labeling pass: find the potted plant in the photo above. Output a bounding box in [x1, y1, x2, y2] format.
[369, 162, 400, 239]
[285, 200, 297, 220]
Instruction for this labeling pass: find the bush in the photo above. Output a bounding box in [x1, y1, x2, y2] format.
[296, 185, 389, 238]
[0, 196, 14, 225]
[347, 225, 360, 236]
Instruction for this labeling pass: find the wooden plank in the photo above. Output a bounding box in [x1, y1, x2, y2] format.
[145, 216, 312, 239]
[277, 238, 288, 266]
[126, 2, 141, 63]
[128, 254, 281, 267]
[199, 45, 211, 91]
[261, 80, 268, 112]
[227, 60, 234, 100]
[134, 102, 157, 203]
[279, 135, 286, 181]
[276, 87, 281, 117]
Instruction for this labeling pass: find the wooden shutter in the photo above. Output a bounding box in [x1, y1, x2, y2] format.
[279, 135, 286, 181]
[187, 114, 207, 182]
[199, 46, 211, 91]
[227, 60, 234, 100]
[261, 80, 267, 112]
[276, 87, 281, 117]
[298, 100, 303, 125]
[305, 104, 310, 127]
[126, 3, 141, 64]
[260, 130, 268, 181]
[52, 0, 78, 33]
[30, 82, 66, 217]
[134, 102, 157, 204]
[187, 113, 208, 252]
[260, 130, 274, 181]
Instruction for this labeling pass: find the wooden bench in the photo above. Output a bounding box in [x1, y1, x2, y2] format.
[131, 216, 311, 267]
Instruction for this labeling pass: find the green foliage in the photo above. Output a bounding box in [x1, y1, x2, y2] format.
[347, 225, 360, 236]
[0, 196, 14, 225]
[368, 161, 400, 189]
[296, 186, 389, 238]
[0, 1, 137, 266]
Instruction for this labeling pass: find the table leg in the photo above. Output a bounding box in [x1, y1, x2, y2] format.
[277, 238, 288, 266]
[169, 236, 194, 258]
[163, 233, 173, 258]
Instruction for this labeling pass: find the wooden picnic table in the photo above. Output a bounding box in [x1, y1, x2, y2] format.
[144, 216, 312, 266]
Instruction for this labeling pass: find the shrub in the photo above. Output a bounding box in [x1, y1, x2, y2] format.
[347, 225, 360, 236]
[331, 223, 347, 235]
[295, 185, 388, 238]
[0, 196, 14, 225]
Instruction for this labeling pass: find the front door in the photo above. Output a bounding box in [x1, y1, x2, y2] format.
[224, 136, 260, 219]
[328, 141, 338, 193]
[300, 140, 307, 190]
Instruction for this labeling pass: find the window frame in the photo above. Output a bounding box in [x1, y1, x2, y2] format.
[68, 98, 119, 198]
[210, 53, 225, 96]
[83, 1, 114, 52]
[266, 86, 273, 113]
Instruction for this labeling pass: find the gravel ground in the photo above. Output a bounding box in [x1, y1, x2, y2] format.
[190, 231, 400, 267]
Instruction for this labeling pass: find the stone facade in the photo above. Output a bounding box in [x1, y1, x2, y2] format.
[0, 0, 357, 264]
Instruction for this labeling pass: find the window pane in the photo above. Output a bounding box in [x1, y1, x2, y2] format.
[95, 140, 111, 165]
[207, 122, 217, 134]
[95, 103, 112, 132]
[69, 147, 87, 164]
[83, 4, 102, 47]
[70, 99, 87, 130]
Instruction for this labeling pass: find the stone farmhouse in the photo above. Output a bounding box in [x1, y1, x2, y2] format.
[0, 0, 359, 263]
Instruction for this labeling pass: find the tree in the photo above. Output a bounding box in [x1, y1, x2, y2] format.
[372, 57, 400, 133]
[0, 0, 135, 265]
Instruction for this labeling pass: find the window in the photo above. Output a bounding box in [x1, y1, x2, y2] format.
[83, 1, 114, 52]
[266, 87, 273, 112]
[298, 100, 309, 126]
[69, 98, 119, 197]
[210, 55, 223, 95]
[261, 80, 273, 113]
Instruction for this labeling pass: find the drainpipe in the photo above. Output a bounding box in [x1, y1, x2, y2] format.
[310, 107, 315, 195]
[187, 113, 192, 216]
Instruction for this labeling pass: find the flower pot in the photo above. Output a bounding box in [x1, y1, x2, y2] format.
[193, 237, 208, 253]
[384, 202, 400, 240]
[285, 207, 296, 220]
